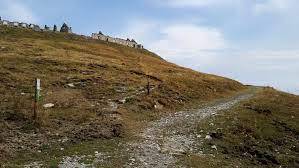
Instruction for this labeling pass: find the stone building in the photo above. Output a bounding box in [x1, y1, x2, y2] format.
[44, 25, 51, 31]
[20, 23, 28, 28]
[91, 32, 143, 49]
[0, 17, 143, 49]
[60, 23, 72, 33]
[0, 17, 73, 34]
[29, 24, 41, 31]
[12, 22, 19, 27]
[2, 20, 9, 25]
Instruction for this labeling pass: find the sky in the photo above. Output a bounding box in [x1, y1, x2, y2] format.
[0, 0, 298, 95]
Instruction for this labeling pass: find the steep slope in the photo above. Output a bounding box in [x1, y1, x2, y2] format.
[0, 26, 245, 163]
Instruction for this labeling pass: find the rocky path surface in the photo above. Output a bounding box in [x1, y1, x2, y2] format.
[125, 92, 254, 167]
[24, 91, 255, 168]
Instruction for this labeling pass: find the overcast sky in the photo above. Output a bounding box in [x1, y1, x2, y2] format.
[0, 0, 298, 95]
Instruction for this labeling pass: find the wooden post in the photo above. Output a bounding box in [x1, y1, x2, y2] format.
[33, 78, 41, 120]
[147, 75, 150, 95]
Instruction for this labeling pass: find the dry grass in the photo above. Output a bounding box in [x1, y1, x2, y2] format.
[184, 88, 299, 167]
[0, 26, 245, 163]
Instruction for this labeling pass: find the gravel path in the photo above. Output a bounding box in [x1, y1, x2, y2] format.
[125, 93, 254, 168]
[23, 92, 254, 168]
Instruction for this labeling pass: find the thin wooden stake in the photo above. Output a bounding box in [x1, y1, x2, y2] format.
[33, 78, 41, 120]
[147, 75, 150, 95]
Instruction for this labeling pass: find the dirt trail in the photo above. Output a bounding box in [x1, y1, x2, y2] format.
[125, 92, 254, 167]
[27, 91, 255, 168]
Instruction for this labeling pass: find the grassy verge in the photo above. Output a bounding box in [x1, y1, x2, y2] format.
[181, 88, 299, 167]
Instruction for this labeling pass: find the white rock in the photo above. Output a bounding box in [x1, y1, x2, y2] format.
[62, 137, 68, 143]
[21, 92, 26, 95]
[197, 134, 202, 138]
[43, 103, 54, 108]
[211, 145, 217, 150]
[119, 99, 126, 104]
[67, 83, 75, 88]
[205, 135, 212, 140]
[95, 151, 99, 154]
[60, 148, 64, 151]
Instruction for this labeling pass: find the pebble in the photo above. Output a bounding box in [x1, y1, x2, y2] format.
[211, 145, 217, 150]
[205, 135, 212, 140]
[43, 103, 54, 108]
[67, 83, 75, 88]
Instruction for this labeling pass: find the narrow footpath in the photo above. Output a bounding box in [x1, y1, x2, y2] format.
[125, 91, 255, 167]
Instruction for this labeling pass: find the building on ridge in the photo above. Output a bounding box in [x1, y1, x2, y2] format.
[60, 23, 72, 33]
[91, 31, 144, 49]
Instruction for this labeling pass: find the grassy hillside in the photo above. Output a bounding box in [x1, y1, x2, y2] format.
[183, 88, 299, 167]
[0, 26, 245, 163]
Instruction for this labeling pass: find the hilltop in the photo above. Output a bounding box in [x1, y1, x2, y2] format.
[0, 25, 245, 163]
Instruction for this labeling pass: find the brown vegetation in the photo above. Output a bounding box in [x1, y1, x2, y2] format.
[0, 26, 245, 163]
[186, 88, 299, 167]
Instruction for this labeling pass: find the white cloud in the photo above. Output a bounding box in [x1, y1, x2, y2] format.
[118, 21, 227, 67]
[149, 24, 226, 66]
[0, 0, 38, 23]
[154, 0, 236, 8]
[117, 20, 158, 44]
[118, 19, 299, 95]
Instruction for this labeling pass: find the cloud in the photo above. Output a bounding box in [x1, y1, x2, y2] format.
[0, 0, 38, 23]
[118, 21, 227, 67]
[117, 20, 158, 44]
[149, 24, 227, 67]
[154, 0, 236, 8]
[118, 19, 299, 95]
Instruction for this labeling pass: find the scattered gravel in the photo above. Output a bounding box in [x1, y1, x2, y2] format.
[21, 92, 253, 168]
[125, 93, 253, 167]
[58, 156, 89, 168]
[57, 152, 112, 168]
[24, 162, 43, 168]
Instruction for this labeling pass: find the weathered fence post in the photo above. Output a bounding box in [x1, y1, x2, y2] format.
[33, 78, 41, 120]
[147, 75, 150, 95]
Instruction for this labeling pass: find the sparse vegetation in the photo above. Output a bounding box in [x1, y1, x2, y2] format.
[0, 25, 245, 166]
[183, 88, 299, 167]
